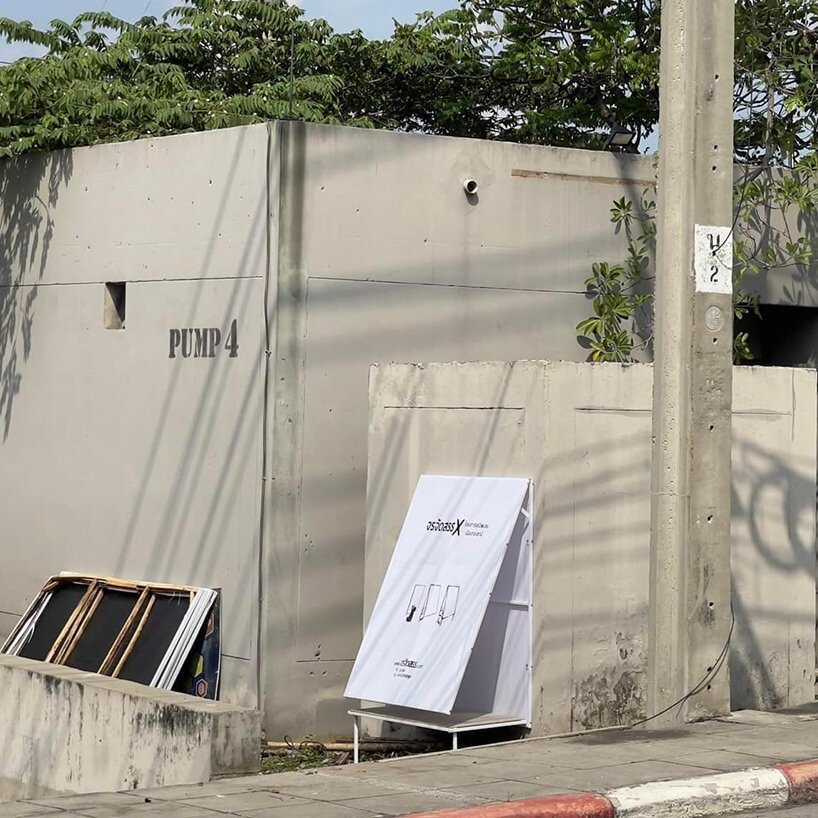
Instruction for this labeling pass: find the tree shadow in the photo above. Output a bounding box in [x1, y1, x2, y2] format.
[0, 149, 73, 439]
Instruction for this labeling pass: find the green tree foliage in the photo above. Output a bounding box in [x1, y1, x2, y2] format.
[2, 0, 817, 159]
[576, 193, 656, 362]
[465, 0, 661, 148]
[559, 0, 818, 362]
[0, 2, 365, 155]
[462, 0, 818, 157]
[0, 1, 494, 156]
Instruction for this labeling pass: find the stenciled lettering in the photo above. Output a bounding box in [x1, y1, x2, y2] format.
[168, 321, 236, 360]
[194, 328, 208, 358]
[169, 328, 181, 358]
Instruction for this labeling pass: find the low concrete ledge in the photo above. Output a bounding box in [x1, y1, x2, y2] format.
[0, 654, 260, 795]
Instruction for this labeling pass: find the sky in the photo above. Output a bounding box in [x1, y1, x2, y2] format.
[0, 0, 456, 63]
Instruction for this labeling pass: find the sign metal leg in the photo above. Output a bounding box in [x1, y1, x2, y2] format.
[353, 715, 360, 764]
[452, 732, 458, 751]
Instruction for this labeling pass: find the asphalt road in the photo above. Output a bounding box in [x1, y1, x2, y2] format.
[738, 808, 818, 817]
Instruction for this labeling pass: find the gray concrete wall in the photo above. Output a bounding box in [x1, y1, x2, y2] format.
[3, 120, 815, 740]
[0, 126, 268, 709]
[0, 654, 260, 796]
[266, 123, 659, 735]
[367, 362, 817, 735]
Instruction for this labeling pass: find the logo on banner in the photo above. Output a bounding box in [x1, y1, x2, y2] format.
[427, 518, 464, 535]
[426, 518, 489, 537]
[393, 657, 424, 680]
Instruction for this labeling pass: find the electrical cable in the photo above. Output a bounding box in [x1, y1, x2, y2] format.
[628, 598, 735, 729]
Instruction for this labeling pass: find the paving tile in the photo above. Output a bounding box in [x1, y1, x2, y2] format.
[26, 793, 143, 810]
[237, 802, 376, 818]
[698, 740, 818, 761]
[326, 765, 408, 776]
[131, 772, 326, 801]
[454, 745, 586, 764]
[725, 710, 818, 727]
[525, 760, 723, 792]
[522, 750, 657, 771]
[0, 803, 66, 818]
[690, 727, 818, 747]
[74, 803, 219, 818]
[686, 719, 760, 733]
[337, 755, 507, 780]
[444, 779, 572, 802]
[177, 790, 310, 813]
[456, 742, 659, 769]
[253, 772, 340, 788]
[338, 790, 480, 817]
[342, 765, 510, 790]
[127, 784, 215, 801]
[261, 777, 407, 802]
[449, 759, 581, 782]
[132, 777, 292, 801]
[651, 748, 796, 773]
[363, 755, 503, 775]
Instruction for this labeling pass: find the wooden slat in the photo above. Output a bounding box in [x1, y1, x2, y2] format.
[58, 572, 200, 594]
[57, 586, 106, 665]
[111, 595, 155, 678]
[45, 581, 99, 664]
[98, 588, 149, 676]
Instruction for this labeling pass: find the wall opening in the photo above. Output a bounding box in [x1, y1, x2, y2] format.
[737, 303, 818, 367]
[104, 283, 126, 330]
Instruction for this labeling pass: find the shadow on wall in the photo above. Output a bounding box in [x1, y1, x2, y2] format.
[739, 165, 818, 308]
[0, 150, 73, 439]
[368, 366, 816, 732]
[730, 434, 817, 711]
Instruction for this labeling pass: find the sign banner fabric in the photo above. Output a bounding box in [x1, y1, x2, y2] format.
[345, 475, 530, 714]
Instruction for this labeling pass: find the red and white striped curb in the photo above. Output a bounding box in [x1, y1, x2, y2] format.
[404, 759, 818, 818]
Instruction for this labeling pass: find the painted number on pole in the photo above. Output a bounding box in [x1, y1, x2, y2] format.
[694, 225, 732, 294]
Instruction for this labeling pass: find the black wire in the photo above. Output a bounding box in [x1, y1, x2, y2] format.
[629, 598, 735, 729]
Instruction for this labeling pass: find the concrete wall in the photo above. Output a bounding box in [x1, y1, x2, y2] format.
[3, 120, 815, 739]
[366, 362, 817, 735]
[0, 127, 268, 709]
[266, 123, 659, 735]
[0, 655, 260, 795]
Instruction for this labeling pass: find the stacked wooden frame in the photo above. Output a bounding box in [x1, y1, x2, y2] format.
[2, 573, 218, 692]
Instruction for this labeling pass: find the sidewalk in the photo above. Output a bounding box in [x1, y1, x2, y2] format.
[7, 708, 818, 818]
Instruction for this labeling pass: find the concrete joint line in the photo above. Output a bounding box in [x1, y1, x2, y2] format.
[314, 770, 488, 805]
[403, 759, 818, 818]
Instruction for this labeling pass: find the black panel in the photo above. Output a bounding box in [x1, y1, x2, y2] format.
[117, 594, 190, 685]
[18, 584, 87, 661]
[65, 589, 139, 672]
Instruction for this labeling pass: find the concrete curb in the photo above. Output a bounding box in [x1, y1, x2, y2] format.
[404, 759, 818, 818]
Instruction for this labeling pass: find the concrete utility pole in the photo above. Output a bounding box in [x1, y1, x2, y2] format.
[647, 0, 735, 724]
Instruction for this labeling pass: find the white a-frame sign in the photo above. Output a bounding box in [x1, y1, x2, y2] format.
[345, 475, 532, 728]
